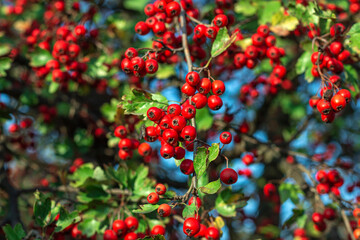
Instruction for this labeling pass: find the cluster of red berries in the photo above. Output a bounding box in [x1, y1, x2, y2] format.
[69, 157, 84, 174]
[308, 23, 353, 123]
[311, 208, 337, 232]
[315, 169, 344, 196]
[183, 216, 220, 239]
[181, 71, 225, 111]
[38, 105, 57, 124]
[121, 47, 160, 78]
[147, 183, 167, 204]
[293, 228, 309, 240]
[7, 118, 35, 150]
[114, 125, 153, 161]
[352, 208, 360, 239]
[144, 103, 196, 162]
[234, 25, 286, 75]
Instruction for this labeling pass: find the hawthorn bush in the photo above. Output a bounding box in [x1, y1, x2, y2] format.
[1, 0, 360, 239]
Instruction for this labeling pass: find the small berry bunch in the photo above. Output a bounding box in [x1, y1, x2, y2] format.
[69, 157, 84, 174]
[7, 118, 35, 151]
[183, 217, 220, 239]
[101, 216, 140, 240]
[311, 208, 337, 232]
[234, 25, 286, 76]
[181, 71, 225, 111]
[309, 23, 353, 123]
[115, 125, 153, 161]
[147, 183, 167, 204]
[353, 208, 360, 239]
[315, 169, 344, 196]
[145, 103, 196, 161]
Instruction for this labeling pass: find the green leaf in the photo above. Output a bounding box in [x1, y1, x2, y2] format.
[101, 98, 118, 122]
[86, 56, 109, 78]
[279, 182, 304, 204]
[49, 82, 60, 94]
[195, 107, 213, 131]
[0, 57, 12, 77]
[74, 128, 94, 153]
[271, 11, 299, 31]
[182, 201, 197, 218]
[82, 204, 110, 221]
[234, 0, 256, 16]
[296, 213, 307, 228]
[55, 208, 81, 232]
[215, 189, 236, 217]
[193, 147, 208, 177]
[93, 166, 106, 181]
[56, 102, 71, 117]
[208, 143, 220, 163]
[283, 208, 305, 227]
[134, 164, 149, 192]
[77, 185, 111, 203]
[199, 179, 221, 194]
[211, 28, 236, 58]
[287, 2, 318, 25]
[0, 44, 11, 56]
[29, 48, 53, 67]
[348, 22, 360, 53]
[155, 64, 175, 79]
[2, 224, 26, 240]
[105, 166, 128, 187]
[123, 0, 149, 11]
[33, 191, 52, 227]
[69, 163, 94, 187]
[257, 1, 282, 24]
[77, 218, 101, 237]
[295, 51, 314, 83]
[133, 204, 160, 214]
[119, 89, 168, 117]
[142, 235, 166, 240]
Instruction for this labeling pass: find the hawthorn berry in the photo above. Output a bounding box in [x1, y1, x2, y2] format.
[138, 143, 152, 157]
[191, 93, 208, 109]
[103, 230, 117, 240]
[183, 217, 200, 237]
[205, 227, 220, 240]
[220, 131, 232, 144]
[220, 168, 238, 185]
[112, 220, 127, 236]
[151, 225, 166, 236]
[155, 183, 167, 195]
[167, 104, 181, 117]
[242, 154, 254, 165]
[207, 95, 223, 110]
[211, 80, 225, 95]
[188, 196, 202, 208]
[147, 107, 163, 121]
[125, 216, 138, 232]
[263, 183, 276, 198]
[180, 159, 194, 175]
[124, 232, 138, 240]
[181, 105, 196, 119]
[147, 192, 160, 204]
[158, 203, 171, 217]
[160, 143, 175, 159]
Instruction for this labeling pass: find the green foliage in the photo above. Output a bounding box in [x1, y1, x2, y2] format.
[33, 191, 52, 227]
[283, 208, 305, 228]
[257, 1, 281, 25]
[55, 208, 81, 232]
[74, 128, 94, 153]
[348, 23, 360, 54]
[279, 182, 304, 204]
[119, 89, 168, 117]
[193, 143, 220, 178]
[215, 189, 247, 217]
[0, 57, 12, 77]
[86, 56, 110, 78]
[182, 201, 197, 218]
[29, 48, 52, 67]
[211, 28, 236, 58]
[199, 179, 221, 194]
[195, 108, 214, 131]
[133, 204, 160, 214]
[296, 51, 314, 83]
[77, 218, 101, 237]
[2, 224, 26, 240]
[101, 98, 118, 122]
[259, 224, 280, 238]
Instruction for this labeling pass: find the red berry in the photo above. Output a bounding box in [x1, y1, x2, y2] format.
[181, 105, 196, 119]
[213, 14, 228, 27]
[220, 131, 232, 144]
[220, 168, 238, 185]
[242, 154, 254, 165]
[124, 232, 138, 240]
[167, 104, 181, 117]
[312, 212, 324, 224]
[205, 227, 220, 240]
[165, 2, 181, 17]
[315, 170, 328, 183]
[183, 217, 200, 237]
[138, 142, 152, 157]
[182, 83, 196, 96]
[171, 115, 187, 132]
[185, 71, 200, 87]
[155, 183, 167, 195]
[174, 146, 186, 159]
[112, 220, 127, 236]
[158, 203, 171, 217]
[211, 80, 225, 95]
[144, 3, 156, 16]
[263, 183, 276, 197]
[147, 107, 163, 121]
[162, 128, 179, 145]
[160, 143, 174, 159]
[316, 183, 330, 194]
[331, 94, 346, 112]
[191, 93, 207, 109]
[330, 23, 345, 37]
[147, 192, 160, 204]
[145, 59, 159, 74]
[323, 208, 336, 220]
[329, 41, 343, 56]
[151, 225, 166, 236]
[188, 196, 202, 208]
[135, 21, 150, 35]
[180, 159, 194, 175]
[316, 99, 332, 115]
[103, 230, 117, 240]
[180, 125, 196, 141]
[337, 89, 351, 103]
[125, 216, 138, 232]
[257, 25, 270, 37]
[208, 95, 223, 110]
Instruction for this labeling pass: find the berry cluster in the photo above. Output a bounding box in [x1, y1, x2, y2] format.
[181, 71, 225, 111]
[147, 183, 167, 204]
[145, 103, 196, 161]
[311, 208, 337, 232]
[7, 118, 35, 151]
[69, 157, 84, 174]
[115, 125, 153, 161]
[308, 23, 353, 123]
[315, 169, 344, 196]
[183, 217, 220, 239]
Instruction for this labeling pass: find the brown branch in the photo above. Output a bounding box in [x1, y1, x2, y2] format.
[341, 210, 356, 240]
